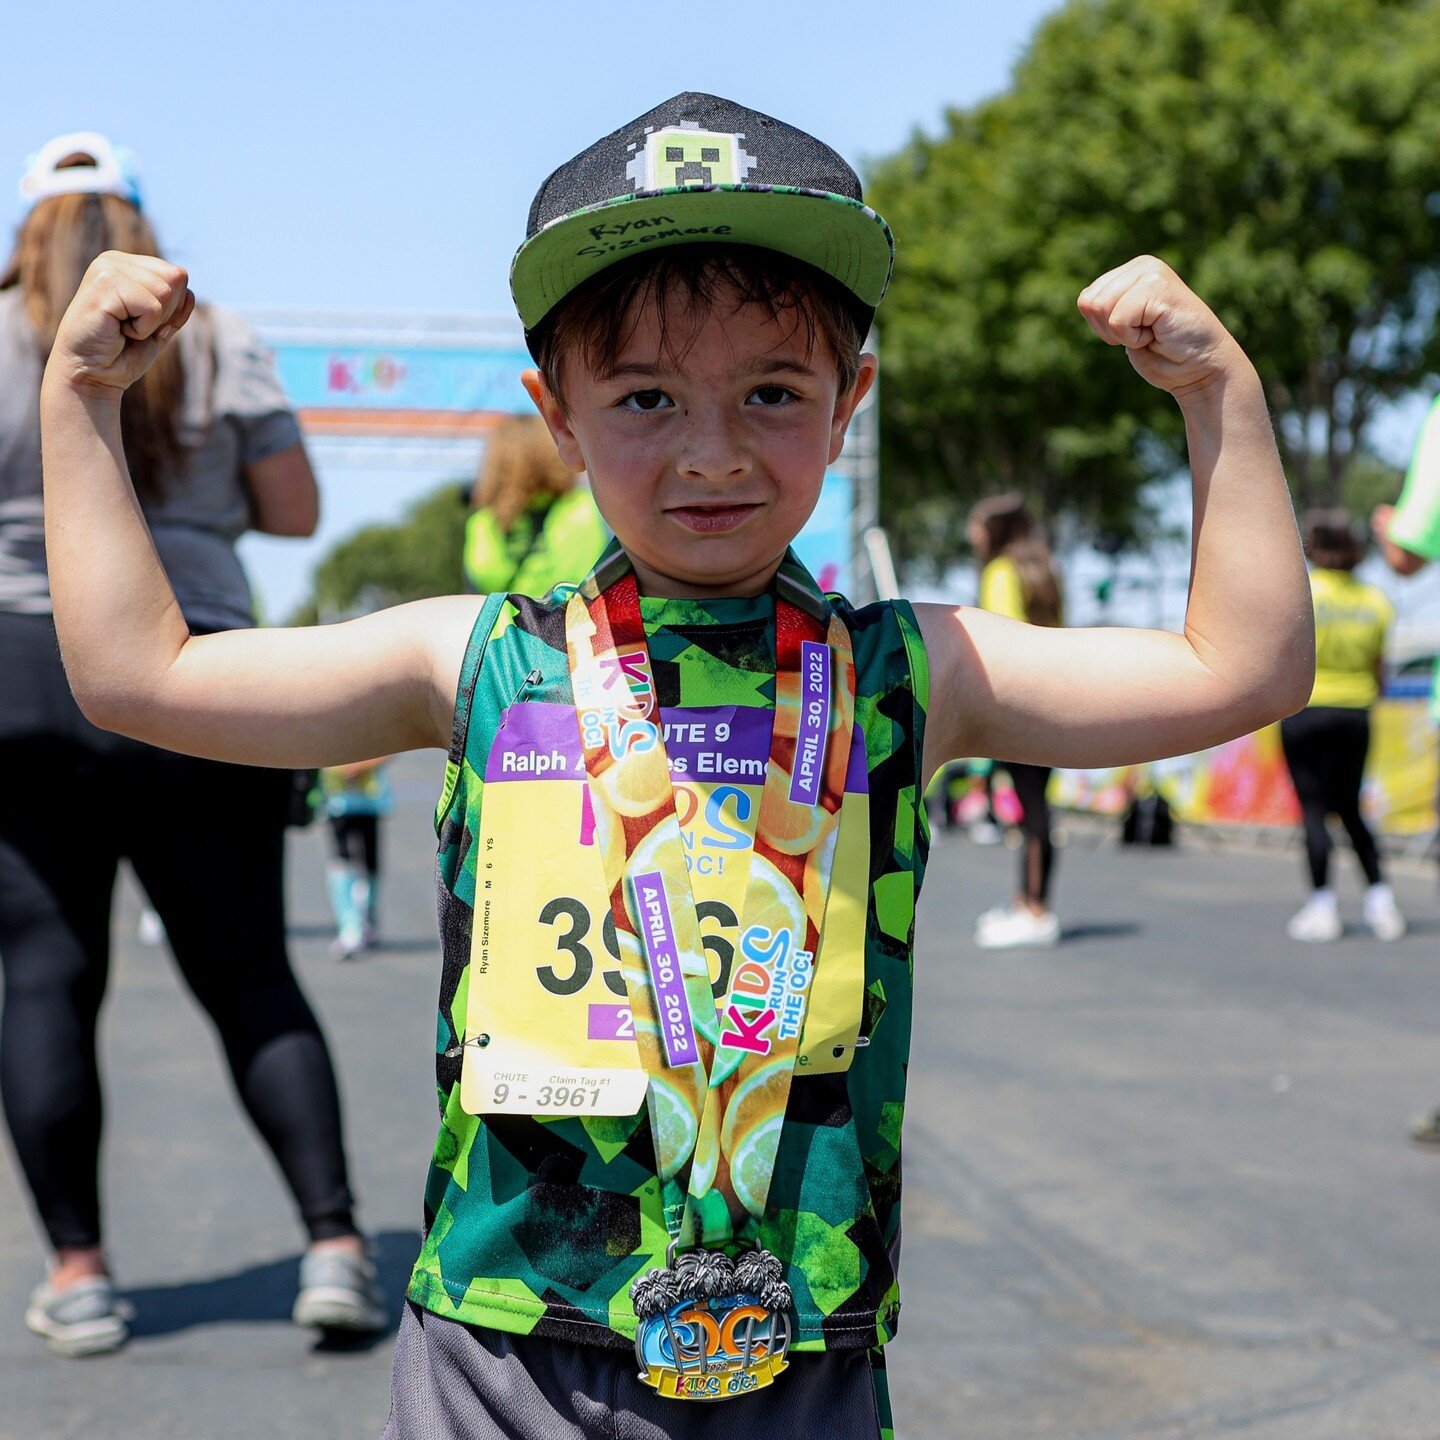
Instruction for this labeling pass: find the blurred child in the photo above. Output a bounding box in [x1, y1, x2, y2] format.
[323, 757, 392, 958]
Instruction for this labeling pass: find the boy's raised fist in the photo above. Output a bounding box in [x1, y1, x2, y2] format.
[48, 251, 194, 394]
[1078, 256, 1244, 401]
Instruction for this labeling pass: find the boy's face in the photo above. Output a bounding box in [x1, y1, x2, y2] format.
[524, 284, 877, 598]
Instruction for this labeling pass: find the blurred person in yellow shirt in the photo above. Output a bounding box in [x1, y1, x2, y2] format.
[968, 494, 1066, 948]
[463, 414, 607, 598]
[1281, 510, 1403, 942]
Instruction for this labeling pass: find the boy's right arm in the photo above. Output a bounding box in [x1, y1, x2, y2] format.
[42, 251, 478, 768]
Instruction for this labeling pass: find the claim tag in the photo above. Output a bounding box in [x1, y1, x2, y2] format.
[462, 1052, 649, 1116]
[463, 702, 647, 1118]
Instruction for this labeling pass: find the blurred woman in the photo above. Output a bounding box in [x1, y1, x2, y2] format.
[1281, 510, 1404, 942]
[968, 493, 1065, 948]
[0, 134, 381, 1355]
[463, 413, 607, 597]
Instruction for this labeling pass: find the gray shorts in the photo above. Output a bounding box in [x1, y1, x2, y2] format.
[382, 1302, 888, 1439]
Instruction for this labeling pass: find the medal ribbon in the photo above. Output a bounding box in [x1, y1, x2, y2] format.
[564, 544, 856, 1246]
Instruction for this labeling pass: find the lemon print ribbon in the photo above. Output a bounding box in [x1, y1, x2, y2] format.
[564, 543, 856, 1247]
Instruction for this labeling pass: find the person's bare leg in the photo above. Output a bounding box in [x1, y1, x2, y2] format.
[308, 1236, 366, 1258]
[48, 1245, 108, 1289]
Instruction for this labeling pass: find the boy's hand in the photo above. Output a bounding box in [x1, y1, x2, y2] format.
[1078, 256, 1243, 401]
[48, 251, 194, 395]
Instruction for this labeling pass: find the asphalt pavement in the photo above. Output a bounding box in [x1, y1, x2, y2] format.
[3, 751, 1440, 1439]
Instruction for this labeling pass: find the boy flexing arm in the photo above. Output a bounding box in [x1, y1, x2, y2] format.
[43, 253, 1310, 777]
[917, 255, 1313, 781]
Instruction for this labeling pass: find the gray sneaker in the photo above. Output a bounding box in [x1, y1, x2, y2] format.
[25, 1276, 129, 1357]
[292, 1246, 386, 1333]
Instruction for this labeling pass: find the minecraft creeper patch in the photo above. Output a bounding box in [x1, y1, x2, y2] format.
[625, 123, 758, 192]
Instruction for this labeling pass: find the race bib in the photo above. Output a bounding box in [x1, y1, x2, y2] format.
[461, 701, 868, 1116]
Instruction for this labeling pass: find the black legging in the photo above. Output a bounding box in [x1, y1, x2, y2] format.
[1004, 762, 1055, 906]
[1280, 706, 1382, 890]
[330, 814, 380, 876]
[0, 620, 358, 1252]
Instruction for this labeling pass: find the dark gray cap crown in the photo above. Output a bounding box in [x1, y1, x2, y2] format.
[525, 92, 866, 237]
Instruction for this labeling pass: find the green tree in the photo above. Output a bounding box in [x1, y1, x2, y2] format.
[1338, 449, 1406, 523]
[297, 481, 469, 623]
[868, 0, 1440, 570]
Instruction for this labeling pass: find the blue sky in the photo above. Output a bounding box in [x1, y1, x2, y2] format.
[2, 0, 1063, 313]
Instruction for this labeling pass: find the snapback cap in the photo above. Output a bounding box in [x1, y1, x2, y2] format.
[510, 92, 894, 342]
[19, 131, 143, 214]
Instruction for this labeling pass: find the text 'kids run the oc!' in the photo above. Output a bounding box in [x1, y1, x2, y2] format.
[39, 90, 1313, 1438]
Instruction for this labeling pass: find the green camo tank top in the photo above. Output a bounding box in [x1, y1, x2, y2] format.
[410, 586, 929, 1353]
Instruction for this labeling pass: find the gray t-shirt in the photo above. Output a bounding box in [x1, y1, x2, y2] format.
[0, 289, 302, 631]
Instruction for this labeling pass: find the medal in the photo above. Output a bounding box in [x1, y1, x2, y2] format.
[630, 1244, 794, 1400]
[564, 543, 856, 1401]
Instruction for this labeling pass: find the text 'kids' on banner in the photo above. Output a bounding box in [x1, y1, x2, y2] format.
[270, 343, 536, 436]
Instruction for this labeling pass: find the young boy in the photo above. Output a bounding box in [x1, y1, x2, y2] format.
[41, 93, 1312, 1438]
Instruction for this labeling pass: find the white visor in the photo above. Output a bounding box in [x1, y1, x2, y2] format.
[19, 131, 142, 213]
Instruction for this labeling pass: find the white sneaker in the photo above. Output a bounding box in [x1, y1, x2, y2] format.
[1362, 883, 1406, 941]
[330, 928, 365, 960]
[968, 821, 1004, 847]
[25, 1276, 129, 1357]
[975, 905, 1012, 932]
[1287, 889, 1341, 943]
[293, 1245, 386, 1333]
[976, 906, 1060, 949]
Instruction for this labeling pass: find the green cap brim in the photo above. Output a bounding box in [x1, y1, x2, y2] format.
[510, 185, 894, 333]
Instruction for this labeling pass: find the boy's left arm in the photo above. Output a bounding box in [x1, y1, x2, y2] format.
[917, 256, 1314, 783]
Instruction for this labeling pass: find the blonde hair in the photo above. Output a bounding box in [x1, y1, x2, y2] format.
[473, 414, 576, 530]
[969, 491, 1063, 628]
[1, 177, 184, 503]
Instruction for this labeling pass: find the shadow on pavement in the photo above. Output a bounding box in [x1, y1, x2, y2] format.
[123, 1228, 420, 1350]
[1399, 915, 1440, 937]
[285, 922, 436, 956]
[286, 921, 340, 940]
[367, 937, 440, 956]
[1060, 921, 1143, 943]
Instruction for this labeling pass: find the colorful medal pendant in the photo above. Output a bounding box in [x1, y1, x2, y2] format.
[631, 1247, 793, 1401]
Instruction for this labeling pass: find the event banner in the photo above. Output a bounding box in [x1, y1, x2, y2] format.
[270, 343, 535, 417]
[1050, 699, 1439, 835]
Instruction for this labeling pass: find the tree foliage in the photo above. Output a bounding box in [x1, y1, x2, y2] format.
[868, 0, 1440, 569]
[296, 481, 468, 623]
